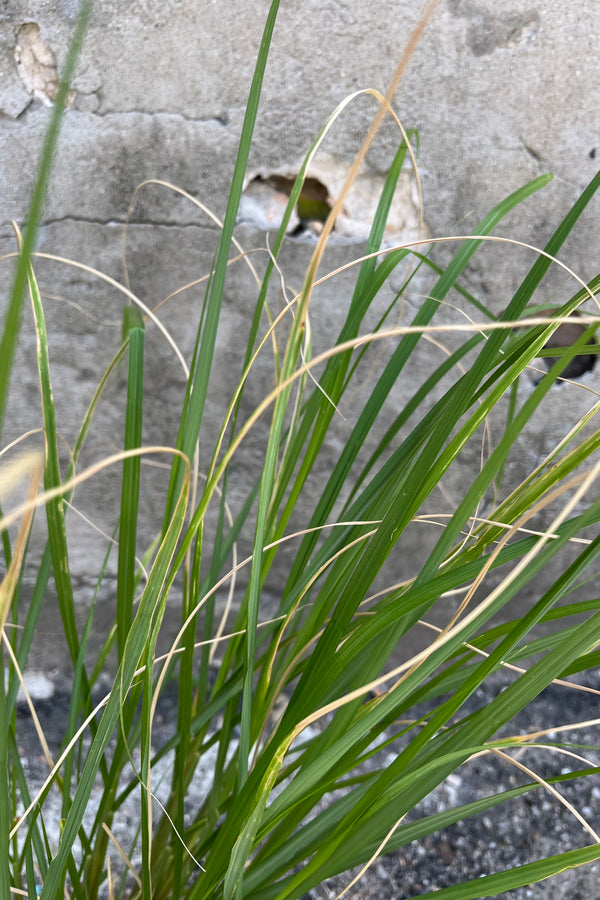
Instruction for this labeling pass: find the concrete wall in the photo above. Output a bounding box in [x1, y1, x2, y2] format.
[1, 1, 599, 671]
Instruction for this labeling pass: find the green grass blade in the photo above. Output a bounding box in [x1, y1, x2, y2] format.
[117, 307, 145, 659]
[39, 462, 189, 898]
[0, 0, 93, 441]
[281, 174, 552, 612]
[245, 765, 600, 893]
[415, 844, 600, 899]
[19, 252, 112, 854]
[0, 645, 10, 897]
[21, 241, 80, 668]
[164, 0, 281, 512]
[12, 4, 600, 897]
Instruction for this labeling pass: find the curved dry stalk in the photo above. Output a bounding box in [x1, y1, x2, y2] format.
[129, 522, 381, 869]
[1, 246, 189, 378]
[297, 0, 442, 330]
[121, 770, 206, 877]
[64, 499, 150, 586]
[412, 512, 593, 546]
[121, 178, 264, 292]
[10, 452, 191, 842]
[415, 617, 600, 697]
[309, 232, 600, 312]
[5, 232, 594, 549]
[205, 479, 239, 664]
[41, 290, 122, 327]
[287, 454, 600, 741]
[149, 247, 268, 317]
[491, 397, 600, 517]
[514, 718, 600, 742]
[2, 634, 55, 771]
[199, 309, 588, 543]
[149, 519, 382, 726]
[3, 228, 597, 514]
[0, 429, 44, 459]
[192, 228, 600, 523]
[250, 527, 379, 764]
[396, 456, 600, 686]
[439, 424, 494, 570]
[101, 824, 142, 890]
[488, 746, 600, 843]
[417, 296, 496, 546]
[9, 670, 204, 884]
[121, 181, 285, 397]
[332, 814, 407, 900]
[203, 257, 313, 484]
[200, 81, 424, 484]
[119, 73, 423, 397]
[360, 508, 588, 615]
[0, 451, 43, 632]
[10, 691, 111, 838]
[455, 463, 600, 619]
[0, 445, 189, 535]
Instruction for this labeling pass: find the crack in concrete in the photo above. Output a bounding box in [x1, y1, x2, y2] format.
[13, 102, 234, 127]
[43, 215, 220, 228]
[95, 109, 233, 127]
[0, 217, 219, 238]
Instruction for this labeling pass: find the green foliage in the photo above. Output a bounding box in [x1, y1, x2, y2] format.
[2, 2, 600, 899]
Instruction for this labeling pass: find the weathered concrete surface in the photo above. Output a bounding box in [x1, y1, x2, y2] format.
[1, 1, 600, 670]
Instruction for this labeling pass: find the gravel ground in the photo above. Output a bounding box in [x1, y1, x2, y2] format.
[13, 668, 600, 899]
[306, 672, 600, 899]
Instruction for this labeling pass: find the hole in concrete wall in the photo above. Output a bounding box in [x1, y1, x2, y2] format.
[14, 22, 73, 107]
[533, 310, 598, 383]
[238, 153, 426, 245]
[263, 174, 332, 236]
[238, 173, 333, 237]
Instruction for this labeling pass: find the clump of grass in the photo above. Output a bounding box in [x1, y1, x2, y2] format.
[3, 1, 600, 898]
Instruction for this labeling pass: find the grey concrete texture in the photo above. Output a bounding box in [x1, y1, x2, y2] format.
[1, 0, 600, 671]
